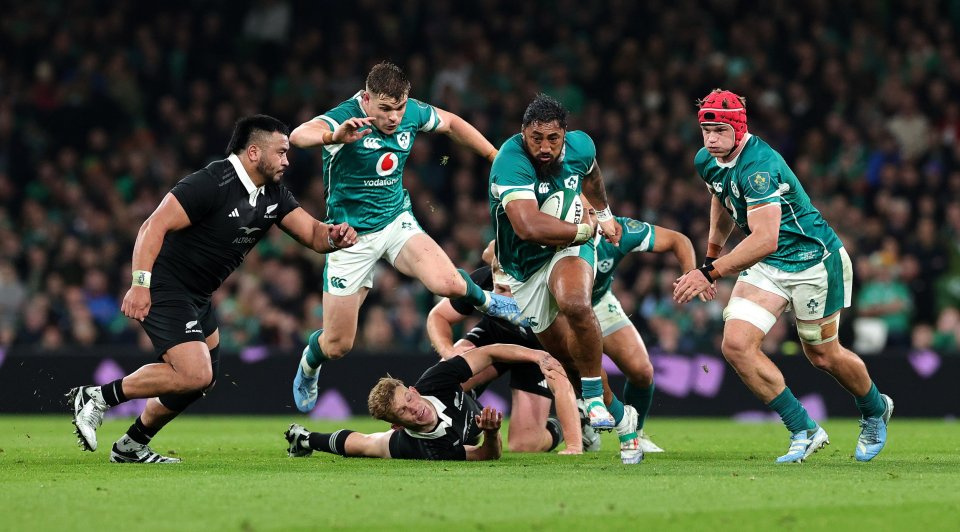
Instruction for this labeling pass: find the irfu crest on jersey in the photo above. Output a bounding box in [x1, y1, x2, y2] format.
[598, 258, 614, 272]
[398, 131, 411, 150]
[625, 219, 646, 233]
[564, 175, 579, 190]
[749, 171, 771, 195]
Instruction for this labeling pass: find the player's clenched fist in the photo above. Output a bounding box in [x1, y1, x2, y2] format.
[121, 286, 151, 322]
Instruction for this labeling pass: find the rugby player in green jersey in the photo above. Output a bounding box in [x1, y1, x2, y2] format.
[587, 214, 697, 460]
[674, 89, 892, 463]
[288, 62, 523, 413]
[489, 94, 623, 434]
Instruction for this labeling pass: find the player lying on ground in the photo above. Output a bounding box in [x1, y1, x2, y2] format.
[285, 344, 582, 461]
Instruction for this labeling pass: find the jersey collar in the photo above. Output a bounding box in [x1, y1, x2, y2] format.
[227, 153, 265, 206]
[714, 132, 753, 169]
[352, 90, 368, 117]
[404, 395, 453, 440]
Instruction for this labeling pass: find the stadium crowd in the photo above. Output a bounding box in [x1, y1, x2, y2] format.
[1, 0, 958, 356]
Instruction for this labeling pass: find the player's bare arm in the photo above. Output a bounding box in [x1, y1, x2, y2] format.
[465, 407, 503, 461]
[706, 194, 736, 259]
[673, 202, 781, 303]
[289, 116, 374, 148]
[651, 226, 698, 272]
[425, 299, 470, 358]
[433, 107, 498, 162]
[582, 163, 621, 245]
[504, 199, 597, 247]
[278, 207, 358, 254]
[121, 192, 192, 322]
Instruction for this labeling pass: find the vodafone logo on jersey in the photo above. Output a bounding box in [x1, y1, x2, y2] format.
[376, 153, 399, 176]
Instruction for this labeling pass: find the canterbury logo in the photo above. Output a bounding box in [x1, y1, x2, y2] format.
[238, 226, 261, 235]
[329, 276, 347, 289]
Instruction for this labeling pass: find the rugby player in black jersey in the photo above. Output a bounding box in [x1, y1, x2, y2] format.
[425, 243, 589, 453]
[284, 343, 581, 461]
[67, 115, 357, 463]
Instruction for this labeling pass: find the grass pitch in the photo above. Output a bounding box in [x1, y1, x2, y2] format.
[1, 416, 958, 531]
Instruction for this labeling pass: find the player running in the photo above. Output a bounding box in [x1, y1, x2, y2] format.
[588, 214, 698, 456]
[68, 115, 358, 462]
[488, 94, 621, 433]
[289, 62, 523, 413]
[673, 89, 893, 463]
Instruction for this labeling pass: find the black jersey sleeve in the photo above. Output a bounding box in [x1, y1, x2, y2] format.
[170, 169, 220, 224]
[388, 431, 467, 461]
[413, 356, 474, 395]
[449, 266, 494, 315]
[272, 183, 300, 221]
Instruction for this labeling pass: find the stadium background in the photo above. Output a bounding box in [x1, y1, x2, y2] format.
[0, 0, 958, 417]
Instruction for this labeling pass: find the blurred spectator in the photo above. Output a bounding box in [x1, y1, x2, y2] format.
[0, 0, 957, 357]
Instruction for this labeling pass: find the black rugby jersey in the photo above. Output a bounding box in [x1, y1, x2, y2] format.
[389, 356, 484, 460]
[449, 267, 541, 349]
[153, 155, 299, 297]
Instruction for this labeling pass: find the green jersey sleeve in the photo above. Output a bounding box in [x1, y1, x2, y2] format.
[317, 92, 362, 130]
[409, 98, 443, 132]
[490, 136, 536, 205]
[563, 130, 597, 176]
[737, 157, 784, 208]
[617, 217, 656, 253]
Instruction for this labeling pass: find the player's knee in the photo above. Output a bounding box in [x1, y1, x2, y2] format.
[628, 361, 654, 387]
[184, 366, 213, 392]
[322, 336, 353, 359]
[721, 334, 754, 364]
[558, 299, 593, 321]
[429, 275, 465, 299]
[507, 437, 543, 453]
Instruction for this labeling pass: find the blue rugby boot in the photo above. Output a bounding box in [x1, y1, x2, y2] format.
[479, 292, 529, 328]
[855, 394, 894, 462]
[293, 330, 322, 413]
[775, 426, 830, 463]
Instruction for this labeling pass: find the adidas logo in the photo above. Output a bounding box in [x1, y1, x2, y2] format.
[228, 208, 239, 218]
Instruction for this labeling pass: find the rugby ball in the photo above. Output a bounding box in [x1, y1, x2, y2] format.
[539, 189, 583, 224]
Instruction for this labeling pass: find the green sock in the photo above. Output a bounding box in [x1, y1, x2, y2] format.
[304, 329, 328, 369]
[624, 381, 654, 430]
[608, 394, 625, 425]
[855, 382, 885, 418]
[581, 377, 604, 400]
[455, 269, 488, 307]
[767, 387, 818, 434]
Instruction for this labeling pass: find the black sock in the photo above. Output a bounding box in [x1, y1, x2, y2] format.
[126, 416, 160, 445]
[308, 430, 354, 456]
[101, 378, 128, 407]
[546, 417, 563, 452]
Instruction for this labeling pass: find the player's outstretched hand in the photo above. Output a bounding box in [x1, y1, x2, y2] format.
[331, 117, 375, 144]
[598, 217, 621, 247]
[673, 268, 712, 304]
[475, 407, 503, 432]
[121, 286, 152, 322]
[328, 222, 358, 250]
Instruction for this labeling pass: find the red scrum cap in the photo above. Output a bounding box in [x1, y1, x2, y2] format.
[697, 89, 747, 148]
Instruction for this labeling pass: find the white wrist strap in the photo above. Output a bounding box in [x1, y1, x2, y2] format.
[572, 223, 594, 245]
[596, 207, 613, 222]
[132, 270, 151, 288]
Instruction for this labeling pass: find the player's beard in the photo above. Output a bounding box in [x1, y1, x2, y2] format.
[532, 156, 561, 179]
[258, 159, 283, 183]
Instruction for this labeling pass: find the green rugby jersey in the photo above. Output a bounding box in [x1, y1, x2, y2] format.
[592, 217, 655, 305]
[489, 130, 596, 281]
[316, 92, 442, 234]
[694, 134, 842, 272]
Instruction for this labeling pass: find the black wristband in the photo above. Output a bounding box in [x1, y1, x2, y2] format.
[703, 256, 718, 268]
[697, 264, 718, 282]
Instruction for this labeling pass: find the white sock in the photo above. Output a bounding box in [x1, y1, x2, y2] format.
[300, 355, 320, 377]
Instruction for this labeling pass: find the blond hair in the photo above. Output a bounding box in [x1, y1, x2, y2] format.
[367, 375, 405, 422]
